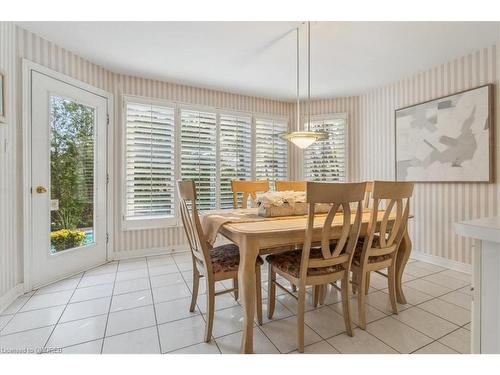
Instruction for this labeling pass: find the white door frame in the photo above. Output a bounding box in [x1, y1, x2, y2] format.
[22, 59, 114, 291]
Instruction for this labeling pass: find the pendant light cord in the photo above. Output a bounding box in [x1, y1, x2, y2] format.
[296, 27, 300, 132]
[307, 21, 311, 132]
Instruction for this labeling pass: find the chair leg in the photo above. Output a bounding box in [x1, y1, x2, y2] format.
[365, 272, 371, 295]
[232, 277, 238, 301]
[319, 284, 327, 305]
[351, 270, 358, 294]
[255, 265, 263, 325]
[387, 264, 398, 314]
[204, 280, 215, 342]
[312, 286, 319, 307]
[341, 274, 354, 337]
[190, 268, 200, 312]
[267, 263, 276, 319]
[357, 271, 367, 330]
[297, 284, 306, 353]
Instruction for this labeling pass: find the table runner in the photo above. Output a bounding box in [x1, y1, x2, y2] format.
[201, 207, 378, 245]
[201, 208, 310, 245]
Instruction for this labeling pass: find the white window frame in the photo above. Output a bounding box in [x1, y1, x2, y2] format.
[121, 95, 179, 230]
[303, 113, 349, 182]
[121, 95, 289, 230]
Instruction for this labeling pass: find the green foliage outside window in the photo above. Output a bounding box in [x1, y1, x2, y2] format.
[50, 97, 94, 251]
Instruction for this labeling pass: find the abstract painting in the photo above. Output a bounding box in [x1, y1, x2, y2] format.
[395, 84, 493, 182]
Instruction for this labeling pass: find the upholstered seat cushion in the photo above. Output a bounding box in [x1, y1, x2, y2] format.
[352, 236, 391, 266]
[210, 243, 264, 273]
[266, 248, 344, 278]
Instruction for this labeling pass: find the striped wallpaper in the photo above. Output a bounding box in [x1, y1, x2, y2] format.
[14, 25, 292, 258]
[356, 44, 499, 265]
[0, 23, 498, 303]
[0, 22, 19, 302]
[298, 44, 499, 265]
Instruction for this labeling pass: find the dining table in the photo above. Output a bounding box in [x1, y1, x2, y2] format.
[201, 207, 413, 354]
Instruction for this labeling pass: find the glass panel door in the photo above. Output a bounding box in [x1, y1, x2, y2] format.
[31, 70, 108, 288]
[49, 96, 96, 253]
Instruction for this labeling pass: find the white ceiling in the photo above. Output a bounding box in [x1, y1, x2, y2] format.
[18, 21, 499, 100]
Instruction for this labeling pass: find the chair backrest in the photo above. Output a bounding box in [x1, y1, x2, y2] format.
[275, 180, 307, 192]
[299, 181, 367, 281]
[363, 181, 374, 208]
[231, 180, 269, 208]
[359, 180, 414, 261]
[177, 180, 213, 274]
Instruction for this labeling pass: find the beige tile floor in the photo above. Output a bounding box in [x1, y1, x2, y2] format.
[0, 254, 471, 354]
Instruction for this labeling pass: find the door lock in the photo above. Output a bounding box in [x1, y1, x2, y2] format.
[36, 186, 48, 194]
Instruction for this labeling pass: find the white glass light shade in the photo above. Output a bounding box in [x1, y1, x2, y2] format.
[281, 131, 328, 149]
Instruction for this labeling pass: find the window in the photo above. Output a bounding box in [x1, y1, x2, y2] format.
[304, 115, 347, 182]
[255, 118, 288, 183]
[219, 114, 252, 208]
[180, 109, 218, 211]
[124, 100, 175, 225]
[123, 96, 289, 227]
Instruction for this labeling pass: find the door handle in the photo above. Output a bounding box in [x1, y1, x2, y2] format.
[36, 186, 48, 194]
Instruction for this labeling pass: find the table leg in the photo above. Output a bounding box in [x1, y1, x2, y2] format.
[395, 230, 412, 304]
[239, 237, 258, 354]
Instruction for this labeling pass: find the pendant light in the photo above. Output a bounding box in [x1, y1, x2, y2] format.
[282, 21, 328, 149]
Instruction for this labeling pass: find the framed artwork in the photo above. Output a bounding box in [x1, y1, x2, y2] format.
[395, 84, 493, 182]
[0, 70, 5, 123]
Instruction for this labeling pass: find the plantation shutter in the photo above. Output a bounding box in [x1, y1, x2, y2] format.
[219, 114, 252, 209]
[180, 109, 217, 210]
[125, 102, 175, 219]
[304, 117, 347, 182]
[255, 118, 288, 184]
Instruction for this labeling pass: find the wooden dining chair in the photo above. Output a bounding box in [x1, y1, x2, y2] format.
[275, 180, 306, 192]
[274, 180, 307, 293]
[177, 180, 264, 341]
[266, 181, 366, 352]
[351, 180, 413, 329]
[309, 182, 375, 308]
[231, 180, 269, 208]
[363, 181, 374, 208]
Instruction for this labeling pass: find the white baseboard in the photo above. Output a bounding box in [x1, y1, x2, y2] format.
[411, 251, 472, 274]
[0, 284, 25, 314]
[111, 245, 190, 261]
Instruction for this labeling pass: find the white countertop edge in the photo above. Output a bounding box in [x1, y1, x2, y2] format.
[455, 216, 500, 243]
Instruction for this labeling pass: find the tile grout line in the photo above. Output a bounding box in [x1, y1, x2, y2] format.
[2, 294, 161, 328]
[145, 257, 164, 354]
[310, 302, 403, 354]
[98, 259, 119, 354]
[0, 291, 36, 335]
[405, 291, 470, 327]
[410, 339, 460, 354]
[246, 277, 292, 353]
[173, 254, 223, 354]
[311, 270, 470, 353]
[361, 294, 469, 348]
[9, 281, 251, 341]
[41, 272, 85, 353]
[408, 325, 465, 354]
[1, 257, 471, 354]
[351, 296, 469, 352]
